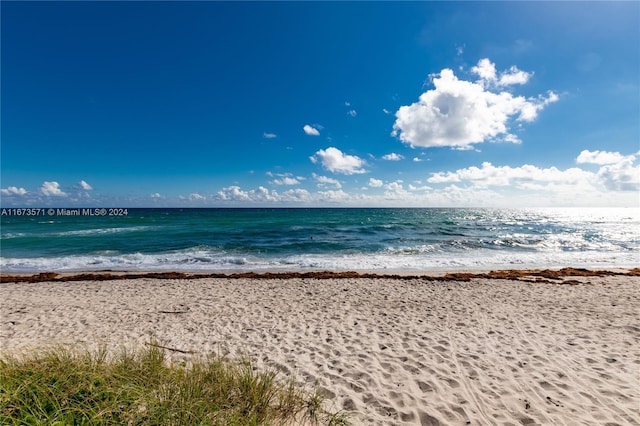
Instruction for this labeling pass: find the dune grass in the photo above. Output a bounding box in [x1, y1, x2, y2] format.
[0, 344, 349, 425]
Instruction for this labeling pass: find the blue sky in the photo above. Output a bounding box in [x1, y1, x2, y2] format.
[1, 1, 639, 207]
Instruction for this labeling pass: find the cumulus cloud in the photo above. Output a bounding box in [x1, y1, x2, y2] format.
[368, 178, 383, 188]
[382, 153, 404, 161]
[427, 162, 592, 188]
[347, 110, 357, 117]
[594, 154, 640, 192]
[217, 186, 284, 203]
[317, 189, 351, 202]
[385, 181, 405, 191]
[189, 193, 205, 201]
[303, 124, 320, 136]
[576, 149, 627, 165]
[281, 188, 312, 202]
[272, 177, 300, 186]
[392, 58, 558, 149]
[310, 147, 367, 175]
[268, 172, 303, 186]
[1, 186, 27, 196]
[150, 193, 162, 198]
[313, 173, 342, 188]
[79, 180, 93, 190]
[263, 132, 277, 139]
[573, 150, 639, 191]
[408, 183, 432, 191]
[40, 181, 67, 197]
[254, 187, 279, 201]
[210, 150, 637, 207]
[497, 67, 532, 86]
[217, 186, 250, 201]
[412, 157, 423, 162]
[427, 151, 638, 194]
[471, 58, 532, 87]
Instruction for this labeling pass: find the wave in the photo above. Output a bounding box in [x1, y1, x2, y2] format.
[51, 226, 156, 237]
[2, 226, 156, 239]
[1, 246, 638, 273]
[2, 207, 638, 273]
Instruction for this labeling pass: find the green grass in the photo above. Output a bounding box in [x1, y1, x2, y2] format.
[0, 344, 349, 425]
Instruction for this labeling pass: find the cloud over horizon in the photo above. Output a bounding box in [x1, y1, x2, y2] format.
[0, 186, 27, 196]
[40, 181, 67, 197]
[426, 149, 639, 195]
[1, 148, 637, 208]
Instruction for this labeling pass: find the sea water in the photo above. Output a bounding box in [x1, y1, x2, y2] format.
[1, 208, 638, 272]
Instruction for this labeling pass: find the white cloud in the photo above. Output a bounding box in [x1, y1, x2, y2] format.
[385, 181, 404, 191]
[576, 149, 627, 165]
[392, 58, 558, 149]
[150, 193, 162, 198]
[281, 188, 312, 202]
[368, 178, 383, 188]
[268, 172, 304, 186]
[427, 161, 592, 188]
[595, 155, 640, 192]
[412, 157, 423, 162]
[408, 183, 432, 191]
[1, 186, 27, 196]
[470, 58, 498, 82]
[79, 180, 93, 190]
[383, 181, 410, 200]
[217, 186, 284, 203]
[497, 66, 532, 86]
[40, 181, 67, 197]
[217, 186, 250, 201]
[574, 150, 640, 192]
[272, 177, 300, 186]
[207, 150, 639, 207]
[382, 153, 404, 161]
[471, 58, 533, 87]
[263, 132, 277, 139]
[313, 173, 342, 188]
[250, 186, 280, 202]
[347, 110, 357, 117]
[310, 147, 366, 175]
[317, 189, 351, 202]
[303, 124, 320, 136]
[189, 193, 205, 201]
[382, 108, 391, 115]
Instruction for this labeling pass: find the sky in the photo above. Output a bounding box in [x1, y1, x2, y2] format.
[1, 1, 639, 207]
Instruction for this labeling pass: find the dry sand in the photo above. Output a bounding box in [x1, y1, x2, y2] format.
[1, 274, 638, 425]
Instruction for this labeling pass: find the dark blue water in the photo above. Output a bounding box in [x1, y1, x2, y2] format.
[1, 208, 638, 272]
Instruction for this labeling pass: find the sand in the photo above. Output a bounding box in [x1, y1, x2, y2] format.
[1, 274, 639, 425]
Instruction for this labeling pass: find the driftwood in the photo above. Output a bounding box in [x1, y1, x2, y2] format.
[144, 341, 194, 354]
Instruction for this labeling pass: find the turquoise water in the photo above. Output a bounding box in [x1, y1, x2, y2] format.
[1, 208, 638, 272]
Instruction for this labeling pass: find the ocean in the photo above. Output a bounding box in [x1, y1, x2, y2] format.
[1, 207, 638, 273]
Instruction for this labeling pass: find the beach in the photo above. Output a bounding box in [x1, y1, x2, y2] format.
[1, 271, 639, 425]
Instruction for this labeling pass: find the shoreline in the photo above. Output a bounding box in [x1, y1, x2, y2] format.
[1, 272, 639, 425]
[1, 266, 638, 284]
